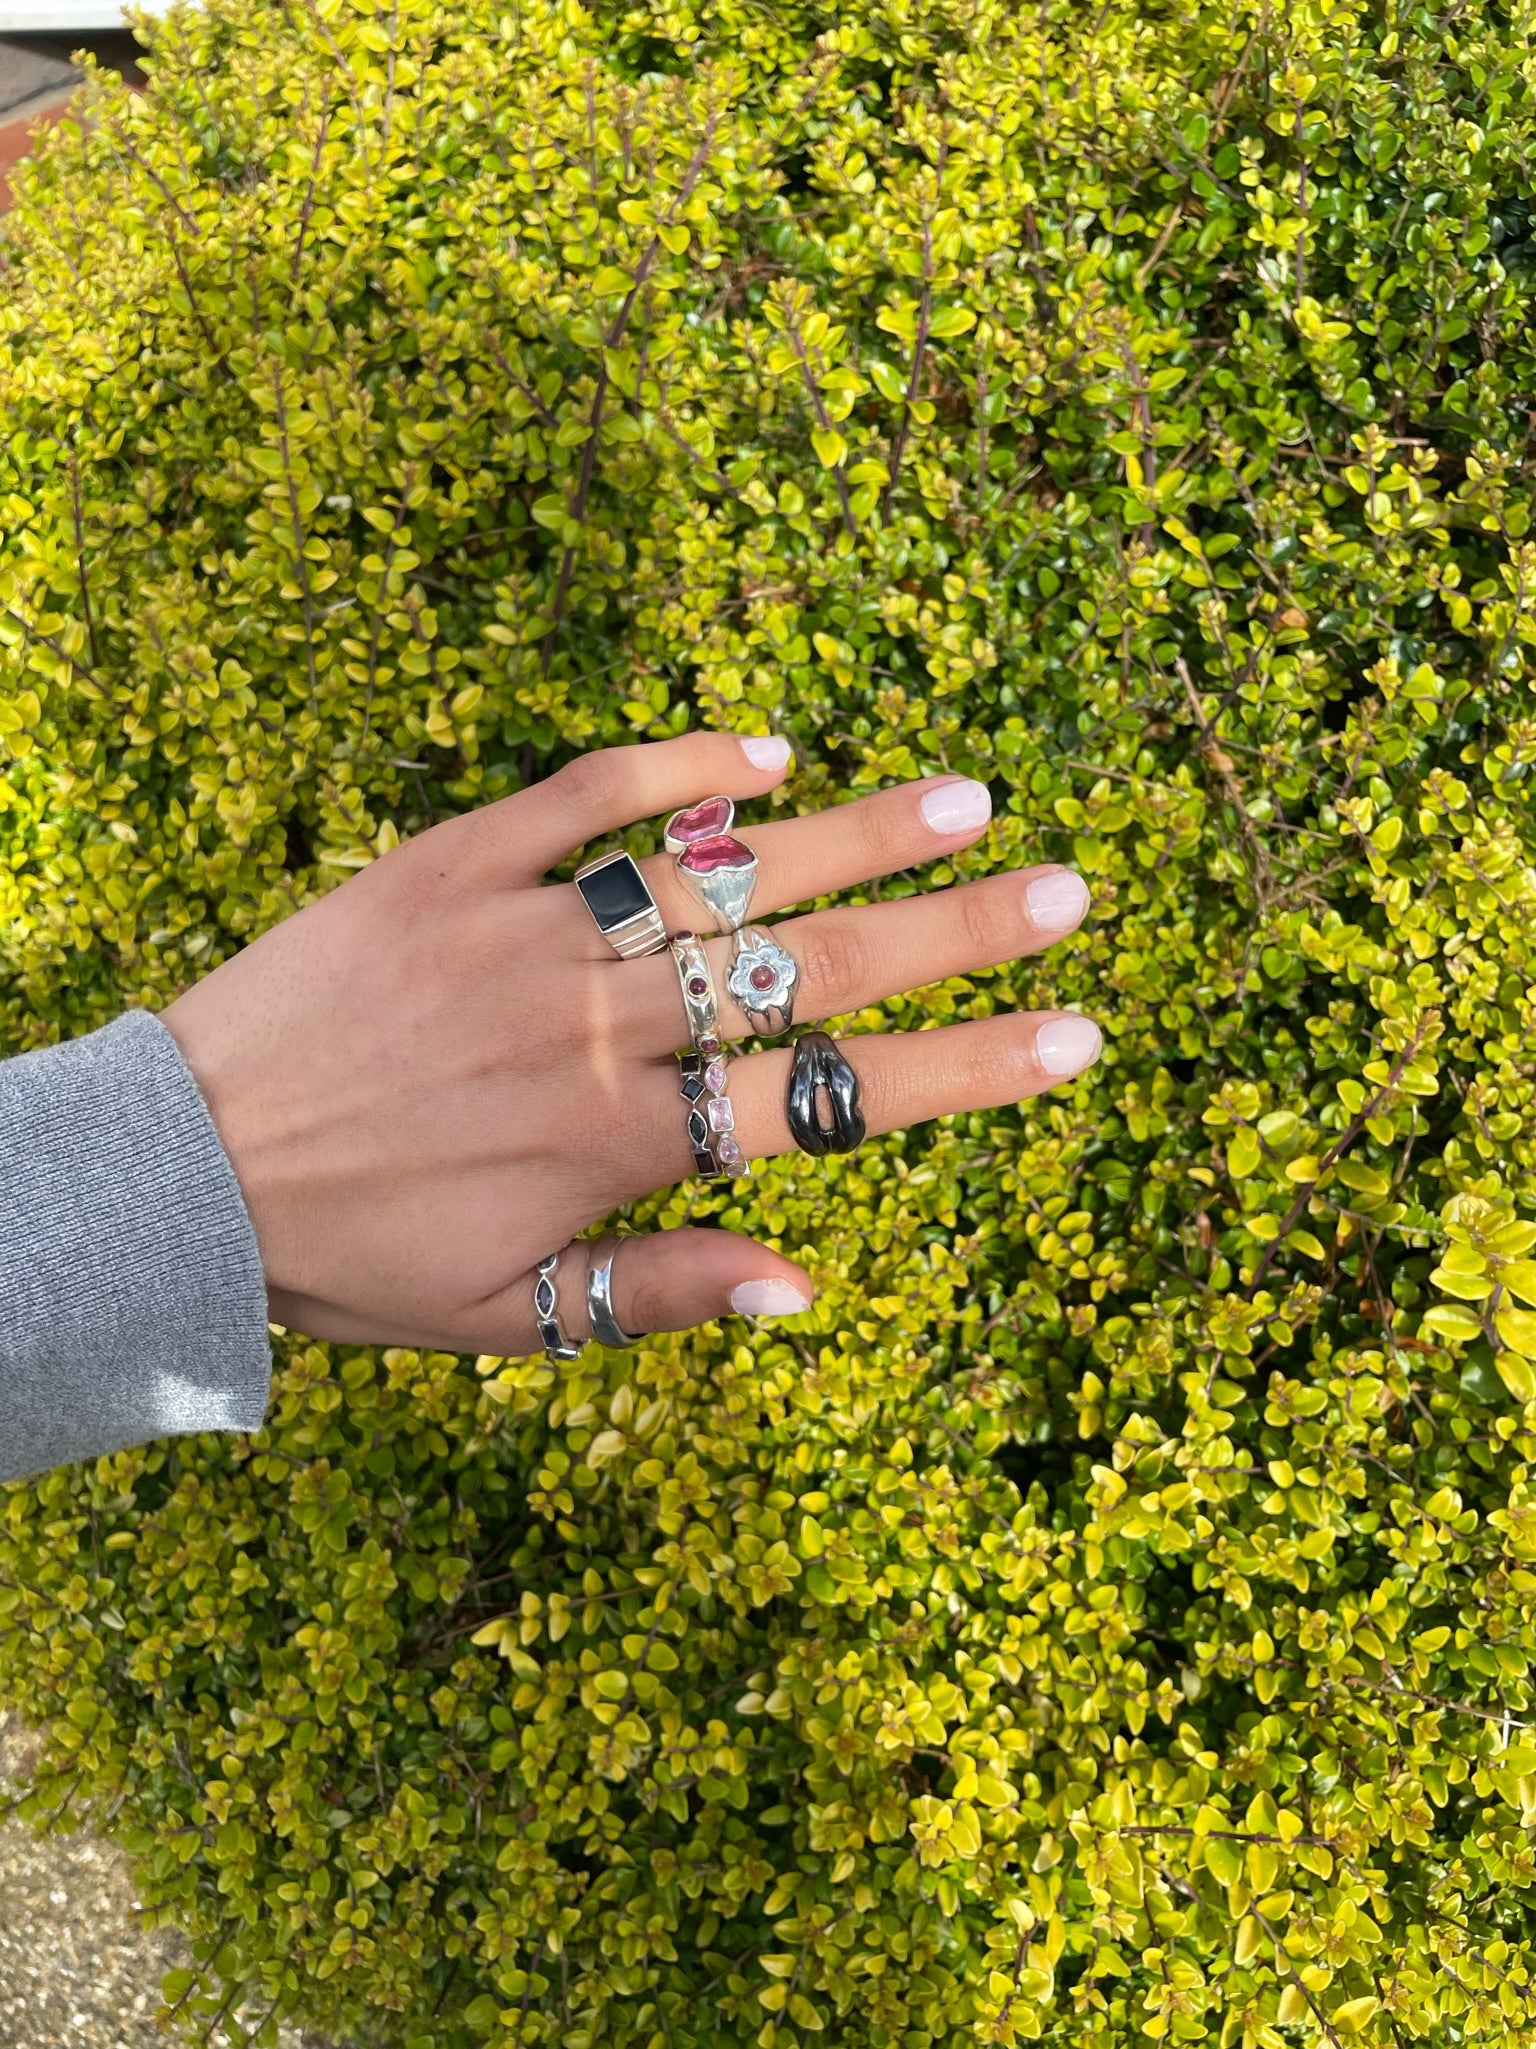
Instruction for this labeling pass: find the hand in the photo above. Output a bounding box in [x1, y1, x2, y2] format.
[160, 733, 1100, 1351]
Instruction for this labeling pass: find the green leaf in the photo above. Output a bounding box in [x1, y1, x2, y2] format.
[1496, 1305, 1536, 1360]
[927, 305, 977, 338]
[1332, 1996, 1379, 2033]
[1422, 1304, 1482, 1343]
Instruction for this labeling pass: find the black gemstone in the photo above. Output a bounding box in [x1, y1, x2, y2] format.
[688, 1110, 708, 1145]
[677, 1051, 702, 1075]
[680, 1076, 705, 1101]
[577, 852, 655, 931]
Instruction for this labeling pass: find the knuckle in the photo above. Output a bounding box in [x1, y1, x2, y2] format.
[618, 1262, 671, 1337]
[962, 1019, 1036, 1098]
[550, 746, 630, 818]
[855, 791, 909, 868]
[795, 915, 870, 1006]
[845, 1044, 896, 1130]
[958, 876, 1028, 961]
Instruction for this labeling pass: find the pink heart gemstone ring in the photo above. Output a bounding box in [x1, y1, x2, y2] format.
[663, 793, 736, 853]
[664, 794, 760, 932]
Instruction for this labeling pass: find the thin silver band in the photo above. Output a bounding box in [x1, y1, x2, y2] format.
[668, 931, 723, 1057]
[602, 909, 669, 960]
[535, 1249, 582, 1361]
[586, 1246, 640, 1347]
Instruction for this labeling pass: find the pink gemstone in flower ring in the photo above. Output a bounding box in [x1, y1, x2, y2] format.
[749, 964, 777, 992]
[705, 1059, 728, 1093]
[677, 834, 756, 875]
[716, 1134, 743, 1163]
[707, 1095, 735, 1134]
[665, 796, 735, 846]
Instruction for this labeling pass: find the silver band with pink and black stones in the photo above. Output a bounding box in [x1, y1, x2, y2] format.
[667, 932, 748, 1178]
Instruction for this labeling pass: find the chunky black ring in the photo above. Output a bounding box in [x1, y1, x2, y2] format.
[786, 1031, 866, 1157]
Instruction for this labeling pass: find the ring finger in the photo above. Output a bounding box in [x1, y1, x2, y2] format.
[637, 1007, 1105, 1187]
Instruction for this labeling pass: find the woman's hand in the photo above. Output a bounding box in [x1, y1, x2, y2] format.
[160, 733, 1099, 1351]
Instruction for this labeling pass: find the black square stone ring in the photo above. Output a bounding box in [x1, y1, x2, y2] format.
[574, 848, 669, 960]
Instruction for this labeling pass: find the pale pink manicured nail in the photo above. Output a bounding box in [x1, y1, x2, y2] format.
[919, 778, 992, 835]
[1036, 1014, 1102, 1076]
[730, 1279, 812, 1317]
[741, 735, 791, 771]
[1026, 868, 1090, 931]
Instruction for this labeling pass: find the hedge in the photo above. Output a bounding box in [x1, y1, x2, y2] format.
[3, 0, 1536, 2043]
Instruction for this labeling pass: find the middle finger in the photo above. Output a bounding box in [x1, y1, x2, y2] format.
[627, 862, 1091, 1057]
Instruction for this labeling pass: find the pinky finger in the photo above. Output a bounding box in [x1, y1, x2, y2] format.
[469, 1228, 815, 1356]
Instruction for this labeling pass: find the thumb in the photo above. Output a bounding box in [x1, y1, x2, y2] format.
[481, 1228, 815, 1355]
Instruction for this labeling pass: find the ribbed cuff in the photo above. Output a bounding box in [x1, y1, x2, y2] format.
[0, 1008, 272, 1481]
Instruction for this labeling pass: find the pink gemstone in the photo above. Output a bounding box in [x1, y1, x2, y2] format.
[707, 1095, 735, 1134]
[667, 796, 735, 844]
[698, 1035, 721, 1056]
[717, 1134, 743, 1163]
[688, 975, 708, 996]
[705, 1058, 727, 1092]
[678, 834, 756, 876]
[749, 964, 776, 992]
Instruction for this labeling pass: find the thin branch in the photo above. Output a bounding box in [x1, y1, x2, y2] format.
[1245, 1015, 1437, 1297]
[880, 133, 948, 520]
[539, 110, 718, 676]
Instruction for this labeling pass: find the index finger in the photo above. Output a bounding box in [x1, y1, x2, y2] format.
[423, 730, 794, 887]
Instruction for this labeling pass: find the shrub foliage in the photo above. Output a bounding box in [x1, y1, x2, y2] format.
[4, 0, 1536, 2043]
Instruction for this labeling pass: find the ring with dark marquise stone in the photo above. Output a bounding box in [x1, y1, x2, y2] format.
[727, 925, 799, 1038]
[535, 1248, 583, 1361]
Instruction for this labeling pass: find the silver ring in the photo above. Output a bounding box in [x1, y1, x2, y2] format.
[534, 1249, 582, 1361]
[669, 931, 723, 1058]
[574, 849, 668, 959]
[727, 926, 799, 1037]
[586, 1245, 640, 1347]
[663, 794, 760, 933]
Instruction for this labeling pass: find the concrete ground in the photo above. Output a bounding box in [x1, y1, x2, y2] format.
[0, 1711, 332, 2049]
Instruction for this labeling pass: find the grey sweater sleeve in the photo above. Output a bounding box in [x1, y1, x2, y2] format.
[0, 1009, 272, 1482]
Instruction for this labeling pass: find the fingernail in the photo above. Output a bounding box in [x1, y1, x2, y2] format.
[919, 778, 992, 835]
[1025, 868, 1090, 931]
[1035, 1013, 1102, 1076]
[741, 735, 792, 771]
[730, 1279, 812, 1317]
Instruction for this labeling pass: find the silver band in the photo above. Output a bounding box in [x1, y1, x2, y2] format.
[534, 1249, 582, 1361]
[668, 931, 723, 1057]
[586, 1246, 640, 1347]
